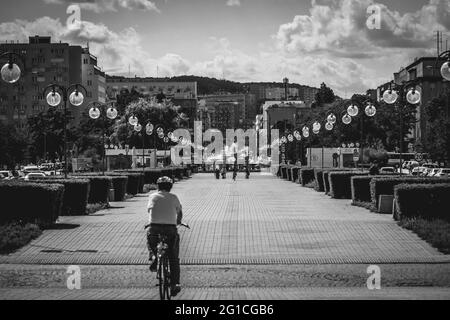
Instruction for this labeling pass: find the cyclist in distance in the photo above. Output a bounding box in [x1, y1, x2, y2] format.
[147, 176, 183, 296]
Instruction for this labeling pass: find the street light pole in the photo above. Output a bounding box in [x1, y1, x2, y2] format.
[44, 84, 87, 178]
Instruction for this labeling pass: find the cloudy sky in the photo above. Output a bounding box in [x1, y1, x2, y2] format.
[0, 0, 449, 96]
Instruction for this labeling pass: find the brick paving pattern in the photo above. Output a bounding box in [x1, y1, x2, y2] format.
[0, 173, 448, 265]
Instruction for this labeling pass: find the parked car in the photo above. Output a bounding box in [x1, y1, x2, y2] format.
[22, 165, 41, 175]
[412, 166, 428, 176]
[24, 172, 46, 181]
[0, 170, 12, 180]
[380, 167, 395, 174]
[426, 168, 441, 177]
[435, 168, 450, 178]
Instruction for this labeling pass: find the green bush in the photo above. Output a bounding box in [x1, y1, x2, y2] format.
[113, 171, 144, 194]
[72, 176, 112, 204]
[314, 169, 326, 192]
[32, 179, 90, 216]
[280, 165, 288, 179]
[399, 218, 450, 254]
[0, 222, 42, 254]
[394, 183, 450, 221]
[370, 177, 450, 210]
[0, 181, 64, 227]
[329, 172, 368, 199]
[299, 168, 315, 186]
[322, 169, 356, 195]
[291, 167, 301, 183]
[109, 176, 128, 201]
[126, 173, 142, 195]
[351, 175, 399, 206]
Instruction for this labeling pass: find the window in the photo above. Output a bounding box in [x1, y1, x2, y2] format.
[83, 58, 89, 64]
[87, 80, 92, 86]
[408, 69, 417, 81]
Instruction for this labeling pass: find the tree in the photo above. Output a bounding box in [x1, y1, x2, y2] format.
[115, 88, 144, 114]
[111, 98, 185, 149]
[424, 93, 450, 165]
[0, 121, 28, 168]
[314, 83, 335, 106]
[299, 95, 417, 154]
[27, 108, 79, 162]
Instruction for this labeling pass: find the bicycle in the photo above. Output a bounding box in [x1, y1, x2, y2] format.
[145, 223, 190, 300]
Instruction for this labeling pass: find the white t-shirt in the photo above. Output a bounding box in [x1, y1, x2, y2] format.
[147, 191, 182, 225]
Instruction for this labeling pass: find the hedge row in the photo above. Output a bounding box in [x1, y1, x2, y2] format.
[314, 169, 325, 192]
[329, 172, 369, 199]
[394, 183, 450, 221]
[299, 168, 315, 186]
[291, 167, 301, 183]
[351, 175, 399, 204]
[322, 169, 357, 195]
[32, 179, 90, 216]
[0, 181, 64, 227]
[110, 176, 128, 201]
[72, 176, 112, 204]
[370, 177, 450, 210]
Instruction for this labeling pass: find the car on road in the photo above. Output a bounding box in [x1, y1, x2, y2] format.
[426, 168, 441, 177]
[435, 168, 450, 178]
[379, 167, 396, 174]
[412, 166, 428, 176]
[24, 172, 47, 181]
[22, 165, 41, 175]
[0, 170, 12, 180]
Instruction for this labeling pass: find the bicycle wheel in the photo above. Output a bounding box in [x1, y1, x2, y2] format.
[163, 256, 171, 300]
[158, 257, 165, 300]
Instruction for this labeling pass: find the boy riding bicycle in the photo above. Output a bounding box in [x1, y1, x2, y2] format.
[146, 176, 183, 297]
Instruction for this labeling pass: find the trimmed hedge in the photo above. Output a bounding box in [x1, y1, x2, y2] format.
[32, 179, 90, 216]
[291, 167, 301, 183]
[351, 175, 400, 205]
[394, 183, 450, 221]
[299, 168, 315, 186]
[314, 169, 326, 192]
[113, 171, 144, 194]
[0, 181, 64, 226]
[370, 177, 450, 210]
[329, 171, 369, 199]
[281, 166, 288, 180]
[110, 176, 128, 201]
[72, 176, 112, 204]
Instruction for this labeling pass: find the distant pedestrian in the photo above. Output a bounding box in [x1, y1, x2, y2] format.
[215, 165, 220, 179]
[221, 166, 226, 179]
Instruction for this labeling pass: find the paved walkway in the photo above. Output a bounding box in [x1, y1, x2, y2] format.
[2, 287, 449, 300]
[0, 173, 448, 265]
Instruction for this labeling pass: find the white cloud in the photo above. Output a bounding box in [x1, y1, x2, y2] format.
[226, 0, 241, 7]
[3, 0, 449, 97]
[275, 0, 449, 57]
[42, 0, 160, 13]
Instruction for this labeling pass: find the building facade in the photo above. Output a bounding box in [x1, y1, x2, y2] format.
[377, 57, 449, 147]
[106, 77, 197, 100]
[0, 36, 84, 130]
[0, 36, 106, 128]
[106, 76, 198, 128]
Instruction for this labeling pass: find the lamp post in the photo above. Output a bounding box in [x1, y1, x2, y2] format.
[43, 83, 87, 178]
[88, 102, 118, 175]
[301, 124, 311, 167]
[341, 98, 377, 170]
[0, 52, 25, 84]
[383, 82, 421, 174]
